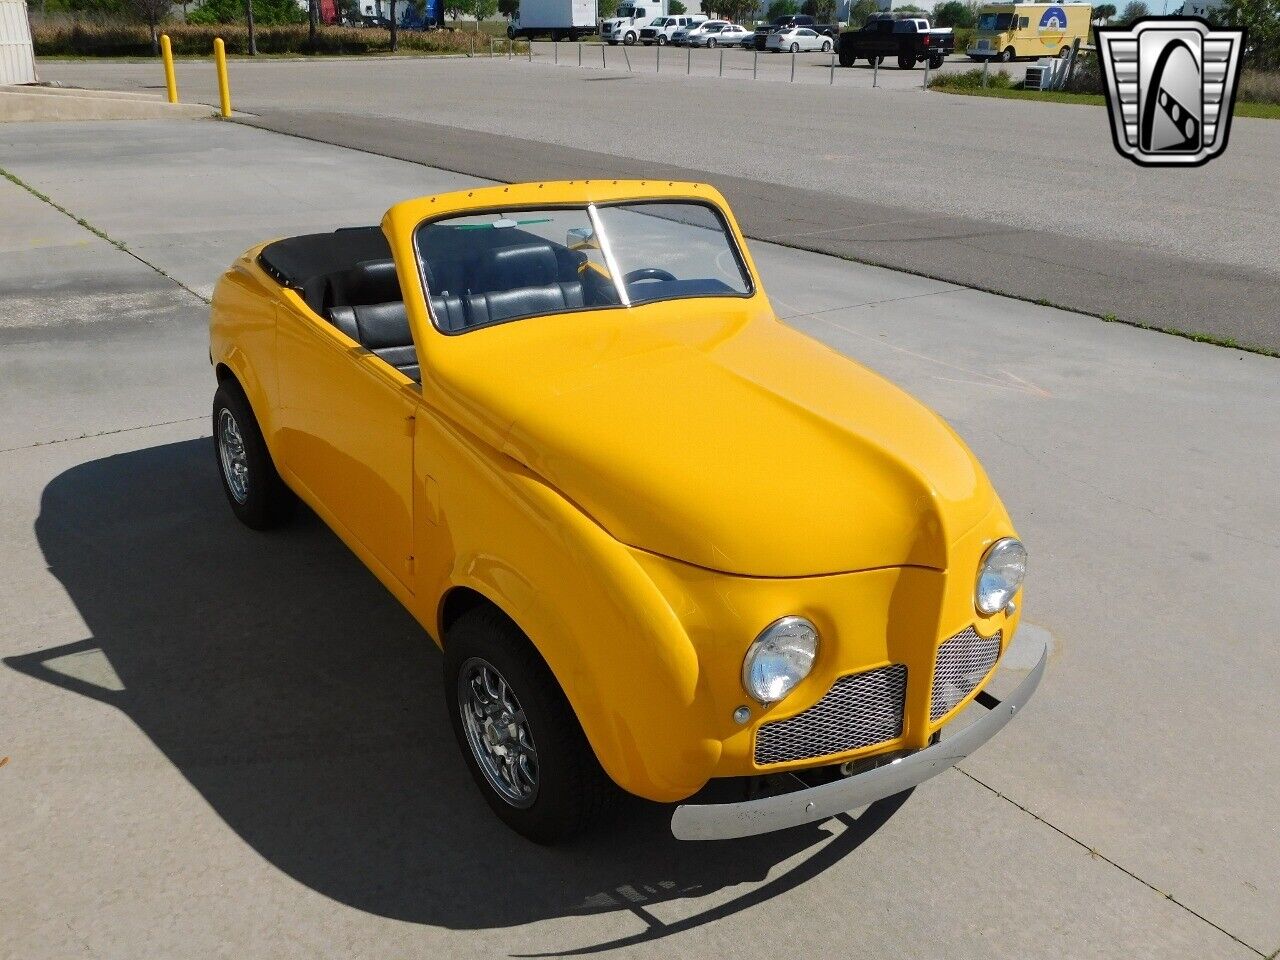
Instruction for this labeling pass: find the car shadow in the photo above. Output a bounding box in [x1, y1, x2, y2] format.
[6, 439, 907, 950]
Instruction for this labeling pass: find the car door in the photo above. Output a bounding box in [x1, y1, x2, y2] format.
[274, 296, 419, 592]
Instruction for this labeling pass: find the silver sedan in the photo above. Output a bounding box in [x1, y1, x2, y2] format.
[765, 26, 833, 53]
[689, 23, 752, 47]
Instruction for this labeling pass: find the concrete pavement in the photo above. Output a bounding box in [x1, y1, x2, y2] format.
[1, 120, 1277, 959]
[35, 56, 1280, 352]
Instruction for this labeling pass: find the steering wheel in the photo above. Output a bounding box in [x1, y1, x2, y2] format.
[624, 267, 678, 285]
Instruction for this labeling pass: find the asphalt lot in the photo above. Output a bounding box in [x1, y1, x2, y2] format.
[1, 118, 1277, 959]
[35, 55, 1280, 352]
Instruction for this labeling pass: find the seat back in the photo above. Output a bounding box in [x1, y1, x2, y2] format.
[327, 301, 417, 373]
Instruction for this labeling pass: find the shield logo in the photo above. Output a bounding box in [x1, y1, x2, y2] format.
[1096, 17, 1246, 167]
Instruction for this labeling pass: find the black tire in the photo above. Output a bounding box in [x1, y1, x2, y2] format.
[929, 53, 944, 68]
[656, 34, 666, 44]
[839, 46, 853, 67]
[623, 30, 636, 45]
[789, 41, 799, 52]
[1000, 45, 1015, 62]
[821, 39, 832, 52]
[867, 54, 883, 65]
[1058, 45, 1071, 58]
[445, 605, 614, 844]
[506, 24, 516, 38]
[898, 52, 914, 69]
[707, 37, 717, 47]
[212, 379, 294, 530]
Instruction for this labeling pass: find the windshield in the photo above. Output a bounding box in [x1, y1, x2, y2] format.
[977, 11, 1014, 29]
[415, 201, 752, 333]
[616, 4, 637, 16]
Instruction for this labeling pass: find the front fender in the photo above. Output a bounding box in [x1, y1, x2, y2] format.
[417, 412, 718, 803]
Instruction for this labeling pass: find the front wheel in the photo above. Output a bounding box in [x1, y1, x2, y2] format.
[867, 54, 883, 65]
[1000, 46, 1015, 62]
[445, 605, 614, 843]
[789, 41, 799, 52]
[623, 30, 636, 45]
[839, 47, 853, 66]
[506, 25, 516, 39]
[707, 37, 717, 47]
[656, 34, 666, 44]
[212, 380, 295, 530]
[1058, 45, 1071, 58]
[821, 39, 832, 52]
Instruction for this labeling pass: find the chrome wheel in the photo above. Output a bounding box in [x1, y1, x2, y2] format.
[217, 408, 249, 504]
[458, 657, 540, 808]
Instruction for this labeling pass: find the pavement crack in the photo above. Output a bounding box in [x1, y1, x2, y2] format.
[0, 166, 211, 306]
[774, 285, 964, 322]
[955, 766, 1265, 957]
[0, 418, 207, 455]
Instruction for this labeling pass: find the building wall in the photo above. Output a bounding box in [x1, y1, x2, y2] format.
[1, 0, 37, 85]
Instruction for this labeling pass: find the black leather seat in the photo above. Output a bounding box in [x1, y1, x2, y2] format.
[329, 259, 401, 311]
[328, 301, 419, 381]
[431, 243, 585, 331]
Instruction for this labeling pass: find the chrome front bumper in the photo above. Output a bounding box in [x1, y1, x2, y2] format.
[670, 642, 1047, 840]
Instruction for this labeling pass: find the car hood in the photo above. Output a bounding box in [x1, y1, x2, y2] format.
[430, 302, 1000, 577]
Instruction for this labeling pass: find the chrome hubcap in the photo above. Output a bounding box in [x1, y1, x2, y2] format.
[217, 408, 250, 504]
[458, 658, 539, 808]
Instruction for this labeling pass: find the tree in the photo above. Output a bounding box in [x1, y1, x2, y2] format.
[932, 0, 973, 26]
[669, 0, 686, 11]
[1092, 2, 1115, 20]
[308, 0, 318, 51]
[800, 0, 834, 19]
[467, 0, 497, 25]
[597, 0, 618, 17]
[765, 0, 797, 18]
[716, 0, 758, 24]
[497, 0, 517, 16]
[1118, 0, 1147, 21]
[1212, 0, 1280, 69]
[130, 0, 169, 53]
[847, 0, 878, 25]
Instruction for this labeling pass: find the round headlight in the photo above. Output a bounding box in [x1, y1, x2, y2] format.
[742, 616, 819, 704]
[976, 537, 1027, 615]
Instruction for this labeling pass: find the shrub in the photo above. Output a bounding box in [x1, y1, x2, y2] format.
[1241, 70, 1280, 104]
[927, 64, 1014, 89]
[32, 21, 498, 55]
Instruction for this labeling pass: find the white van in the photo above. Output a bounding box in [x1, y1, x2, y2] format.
[639, 15, 706, 45]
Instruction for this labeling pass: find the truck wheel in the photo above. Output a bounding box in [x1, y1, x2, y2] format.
[506, 24, 516, 39]
[1000, 46, 1015, 62]
[1058, 45, 1071, 58]
[623, 30, 636, 44]
[212, 380, 295, 530]
[929, 53, 944, 68]
[867, 54, 883, 65]
[445, 604, 615, 844]
[898, 52, 914, 68]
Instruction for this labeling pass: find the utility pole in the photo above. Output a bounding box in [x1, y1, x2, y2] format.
[244, 0, 258, 55]
[309, 0, 319, 51]
[390, 0, 399, 50]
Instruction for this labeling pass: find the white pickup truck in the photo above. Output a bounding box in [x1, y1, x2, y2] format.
[638, 14, 706, 45]
[601, 0, 669, 45]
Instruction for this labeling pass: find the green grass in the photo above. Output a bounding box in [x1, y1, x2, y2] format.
[932, 84, 1280, 119]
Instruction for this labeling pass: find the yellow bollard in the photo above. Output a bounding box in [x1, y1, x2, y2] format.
[160, 34, 178, 103]
[213, 37, 232, 118]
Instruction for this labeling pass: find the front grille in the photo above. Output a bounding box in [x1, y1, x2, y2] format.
[930, 626, 1001, 721]
[754, 664, 907, 766]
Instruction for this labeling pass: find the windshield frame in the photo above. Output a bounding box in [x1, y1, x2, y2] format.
[411, 198, 757, 337]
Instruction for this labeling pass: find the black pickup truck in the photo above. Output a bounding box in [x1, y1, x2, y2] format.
[752, 14, 838, 50]
[838, 16, 954, 69]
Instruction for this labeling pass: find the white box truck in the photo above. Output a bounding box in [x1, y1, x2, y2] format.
[507, 0, 597, 40]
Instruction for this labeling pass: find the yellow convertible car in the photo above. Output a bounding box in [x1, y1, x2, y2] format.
[209, 180, 1045, 843]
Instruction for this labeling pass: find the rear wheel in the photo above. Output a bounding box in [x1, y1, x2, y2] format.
[839, 46, 853, 66]
[789, 41, 799, 52]
[708, 37, 717, 47]
[898, 52, 914, 68]
[929, 53, 944, 68]
[867, 54, 883, 65]
[212, 380, 295, 530]
[445, 605, 614, 844]
[623, 30, 636, 44]
[821, 39, 832, 52]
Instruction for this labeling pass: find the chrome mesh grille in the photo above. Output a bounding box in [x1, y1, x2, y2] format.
[754, 664, 907, 766]
[930, 626, 1002, 721]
